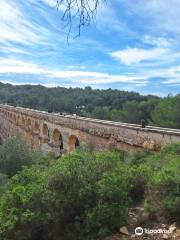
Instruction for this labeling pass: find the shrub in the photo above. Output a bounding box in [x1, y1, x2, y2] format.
[160, 143, 180, 155]
[0, 151, 131, 240]
[0, 173, 9, 194]
[125, 150, 151, 166]
[128, 164, 152, 205]
[0, 143, 180, 240]
[148, 155, 180, 222]
[0, 138, 41, 177]
[0, 165, 46, 240]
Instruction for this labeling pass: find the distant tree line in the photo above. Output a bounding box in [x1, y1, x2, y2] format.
[0, 82, 179, 129]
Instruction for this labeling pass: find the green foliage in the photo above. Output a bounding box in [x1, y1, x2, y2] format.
[160, 142, 180, 155]
[0, 151, 131, 240]
[1, 82, 180, 129]
[0, 138, 42, 177]
[126, 150, 151, 166]
[0, 166, 46, 240]
[0, 143, 180, 239]
[151, 95, 180, 128]
[128, 164, 152, 205]
[0, 82, 162, 126]
[125, 144, 180, 220]
[148, 152, 180, 221]
[0, 173, 9, 194]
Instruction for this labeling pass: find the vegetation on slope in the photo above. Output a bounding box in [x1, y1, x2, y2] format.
[0, 138, 41, 177]
[0, 139, 179, 239]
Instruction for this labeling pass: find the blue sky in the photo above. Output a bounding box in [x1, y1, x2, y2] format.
[0, 0, 180, 96]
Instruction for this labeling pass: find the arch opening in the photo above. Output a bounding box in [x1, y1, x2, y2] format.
[42, 123, 49, 143]
[75, 138, 80, 148]
[13, 114, 16, 122]
[26, 131, 33, 146]
[32, 121, 40, 149]
[53, 129, 63, 150]
[68, 135, 80, 152]
[22, 117, 25, 126]
[34, 121, 39, 131]
[17, 116, 20, 125]
[27, 118, 31, 128]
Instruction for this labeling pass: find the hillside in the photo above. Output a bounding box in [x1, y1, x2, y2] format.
[0, 82, 180, 129]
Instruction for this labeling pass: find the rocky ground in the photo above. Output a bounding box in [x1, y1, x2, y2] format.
[106, 224, 180, 240]
[105, 207, 180, 240]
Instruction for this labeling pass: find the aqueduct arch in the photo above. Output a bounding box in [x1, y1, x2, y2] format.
[42, 123, 49, 143]
[33, 121, 40, 149]
[52, 128, 64, 156]
[34, 121, 39, 132]
[17, 115, 20, 125]
[26, 130, 33, 146]
[53, 129, 63, 148]
[13, 114, 16, 122]
[27, 118, 31, 129]
[68, 135, 80, 153]
[22, 117, 25, 126]
[1, 104, 180, 156]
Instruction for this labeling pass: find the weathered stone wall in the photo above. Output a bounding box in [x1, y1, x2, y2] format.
[0, 104, 180, 156]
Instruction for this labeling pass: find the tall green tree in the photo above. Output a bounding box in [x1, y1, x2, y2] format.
[151, 96, 180, 128]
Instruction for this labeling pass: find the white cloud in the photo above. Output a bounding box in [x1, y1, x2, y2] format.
[162, 79, 180, 85]
[1, 58, 180, 87]
[120, 0, 180, 36]
[137, 65, 180, 85]
[142, 36, 172, 47]
[0, 44, 28, 54]
[0, 59, 43, 74]
[160, 66, 180, 85]
[40, 0, 56, 8]
[0, 58, 146, 85]
[110, 47, 168, 65]
[49, 70, 145, 84]
[0, 0, 48, 46]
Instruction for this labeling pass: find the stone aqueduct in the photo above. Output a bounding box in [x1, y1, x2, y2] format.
[0, 104, 180, 156]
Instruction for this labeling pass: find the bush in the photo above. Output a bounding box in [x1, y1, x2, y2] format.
[151, 96, 180, 129]
[148, 155, 180, 222]
[125, 150, 151, 166]
[0, 138, 41, 177]
[0, 143, 179, 240]
[160, 143, 180, 155]
[0, 173, 9, 194]
[0, 151, 131, 240]
[0, 165, 46, 240]
[128, 164, 152, 205]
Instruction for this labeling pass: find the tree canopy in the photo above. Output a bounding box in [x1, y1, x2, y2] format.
[0, 82, 180, 129]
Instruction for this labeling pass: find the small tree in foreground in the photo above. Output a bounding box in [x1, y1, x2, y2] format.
[0, 138, 41, 177]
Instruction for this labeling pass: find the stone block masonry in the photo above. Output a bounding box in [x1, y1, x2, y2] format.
[0, 104, 180, 156]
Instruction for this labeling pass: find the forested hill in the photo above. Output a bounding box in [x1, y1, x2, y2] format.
[0, 82, 156, 110]
[0, 82, 180, 129]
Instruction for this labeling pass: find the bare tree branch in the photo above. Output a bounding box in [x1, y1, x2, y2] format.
[56, 0, 105, 42]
